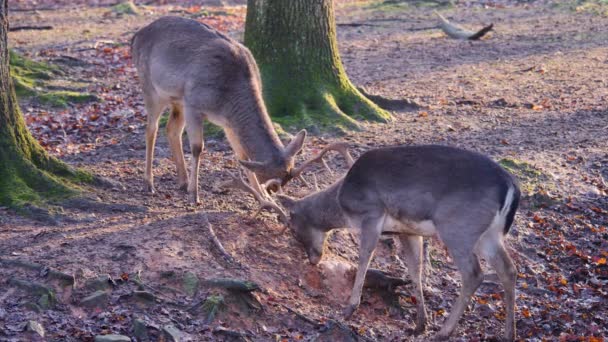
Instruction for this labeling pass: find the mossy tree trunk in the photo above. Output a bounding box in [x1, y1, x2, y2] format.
[245, 0, 391, 132]
[0, 1, 88, 213]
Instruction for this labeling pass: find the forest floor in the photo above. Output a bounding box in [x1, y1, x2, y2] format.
[1, 0, 607, 341]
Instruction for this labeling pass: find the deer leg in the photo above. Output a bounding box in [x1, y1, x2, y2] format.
[485, 242, 517, 341]
[166, 103, 188, 191]
[344, 214, 385, 319]
[399, 234, 427, 334]
[184, 110, 204, 204]
[143, 93, 165, 194]
[436, 248, 483, 340]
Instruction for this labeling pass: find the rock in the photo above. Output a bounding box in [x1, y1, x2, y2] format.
[182, 272, 199, 296]
[132, 319, 149, 341]
[81, 290, 109, 309]
[8, 279, 55, 298]
[85, 276, 113, 291]
[47, 270, 75, 287]
[162, 324, 183, 342]
[133, 290, 157, 304]
[38, 294, 52, 309]
[26, 320, 45, 337]
[94, 334, 131, 342]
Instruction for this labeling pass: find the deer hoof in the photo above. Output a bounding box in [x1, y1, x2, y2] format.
[432, 333, 450, 341]
[189, 193, 200, 205]
[178, 183, 188, 192]
[413, 323, 426, 335]
[144, 182, 155, 194]
[343, 304, 358, 320]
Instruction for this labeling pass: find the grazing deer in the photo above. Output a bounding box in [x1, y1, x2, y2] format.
[234, 145, 520, 340]
[131, 16, 307, 203]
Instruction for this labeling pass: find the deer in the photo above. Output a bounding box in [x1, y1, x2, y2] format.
[229, 144, 520, 341]
[131, 16, 308, 204]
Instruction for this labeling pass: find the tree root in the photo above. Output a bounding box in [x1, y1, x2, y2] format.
[197, 212, 249, 270]
[357, 87, 421, 111]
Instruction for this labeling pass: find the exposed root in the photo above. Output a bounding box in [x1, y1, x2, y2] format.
[357, 87, 421, 111]
[198, 212, 249, 270]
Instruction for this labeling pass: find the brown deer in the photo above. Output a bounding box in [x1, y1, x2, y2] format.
[131, 16, 307, 203]
[232, 144, 520, 341]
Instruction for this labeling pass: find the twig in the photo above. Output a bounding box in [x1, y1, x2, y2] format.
[9, 25, 53, 32]
[198, 212, 248, 270]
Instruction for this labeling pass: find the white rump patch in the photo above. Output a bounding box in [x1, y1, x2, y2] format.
[476, 186, 516, 260]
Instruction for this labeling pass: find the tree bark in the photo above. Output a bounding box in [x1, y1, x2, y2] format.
[0, 1, 86, 216]
[245, 0, 391, 132]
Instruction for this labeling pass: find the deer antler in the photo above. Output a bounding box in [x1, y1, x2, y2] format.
[262, 178, 283, 194]
[223, 171, 288, 224]
[290, 142, 355, 179]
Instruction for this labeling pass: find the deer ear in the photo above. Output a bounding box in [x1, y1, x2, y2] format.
[284, 129, 307, 159]
[276, 194, 296, 211]
[238, 159, 270, 174]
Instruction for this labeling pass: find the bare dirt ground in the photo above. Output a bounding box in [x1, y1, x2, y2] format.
[1, 1, 607, 341]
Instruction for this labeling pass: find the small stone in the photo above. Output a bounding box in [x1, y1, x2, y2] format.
[81, 290, 109, 309]
[94, 334, 131, 342]
[26, 320, 45, 337]
[132, 319, 149, 341]
[182, 272, 199, 296]
[162, 324, 183, 342]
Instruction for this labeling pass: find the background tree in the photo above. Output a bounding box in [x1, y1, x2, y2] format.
[245, 0, 391, 132]
[0, 1, 91, 219]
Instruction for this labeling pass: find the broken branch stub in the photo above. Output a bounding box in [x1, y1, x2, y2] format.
[435, 11, 493, 40]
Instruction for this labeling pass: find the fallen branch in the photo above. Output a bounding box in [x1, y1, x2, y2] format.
[9, 25, 53, 32]
[281, 304, 375, 341]
[357, 87, 421, 111]
[435, 11, 493, 40]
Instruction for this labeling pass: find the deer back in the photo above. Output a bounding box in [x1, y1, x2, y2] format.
[338, 145, 520, 235]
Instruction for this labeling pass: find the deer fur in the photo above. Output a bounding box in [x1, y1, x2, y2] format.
[131, 16, 306, 203]
[278, 145, 520, 341]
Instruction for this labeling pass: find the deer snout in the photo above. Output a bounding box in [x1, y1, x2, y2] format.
[308, 253, 322, 265]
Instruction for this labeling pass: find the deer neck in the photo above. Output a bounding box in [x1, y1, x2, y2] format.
[302, 179, 347, 231]
[226, 93, 284, 163]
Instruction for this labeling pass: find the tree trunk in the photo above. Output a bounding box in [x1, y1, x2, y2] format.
[0, 1, 88, 217]
[245, 0, 391, 132]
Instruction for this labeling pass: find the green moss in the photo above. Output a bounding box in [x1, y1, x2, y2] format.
[111, 1, 139, 15]
[9, 50, 57, 74]
[37, 91, 97, 108]
[10, 50, 97, 107]
[499, 158, 558, 207]
[201, 294, 225, 323]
